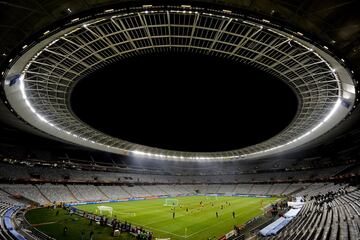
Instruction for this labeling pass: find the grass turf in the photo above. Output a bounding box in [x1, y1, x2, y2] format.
[25, 208, 135, 240]
[75, 196, 280, 240]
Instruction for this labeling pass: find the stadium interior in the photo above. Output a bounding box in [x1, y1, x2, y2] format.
[0, 0, 360, 240]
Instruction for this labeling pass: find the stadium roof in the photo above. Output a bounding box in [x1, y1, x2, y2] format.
[0, 0, 359, 162]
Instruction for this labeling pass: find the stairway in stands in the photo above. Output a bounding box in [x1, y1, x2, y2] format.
[96, 186, 110, 199]
[281, 184, 291, 195]
[34, 185, 52, 204]
[120, 186, 132, 198]
[65, 185, 80, 202]
[266, 184, 275, 195]
[140, 186, 153, 196]
[332, 164, 357, 177]
[247, 184, 255, 194]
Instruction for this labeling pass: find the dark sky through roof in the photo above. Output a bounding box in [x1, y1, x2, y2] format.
[71, 52, 298, 152]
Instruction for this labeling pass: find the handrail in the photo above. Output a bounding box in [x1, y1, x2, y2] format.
[3, 206, 27, 240]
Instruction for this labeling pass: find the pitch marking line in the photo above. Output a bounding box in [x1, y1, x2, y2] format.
[186, 200, 264, 238]
[83, 197, 274, 239]
[133, 204, 254, 239]
[128, 220, 185, 238]
[31, 222, 56, 227]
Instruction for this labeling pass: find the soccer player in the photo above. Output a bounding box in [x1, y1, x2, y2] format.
[173, 211, 175, 219]
[63, 226, 68, 236]
[232, 211, 235, 218]
[216, 212, 219, 219]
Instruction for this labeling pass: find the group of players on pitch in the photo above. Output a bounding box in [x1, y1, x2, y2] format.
[170, 200, 236, 219]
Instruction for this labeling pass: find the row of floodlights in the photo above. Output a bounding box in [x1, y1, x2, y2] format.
[18, 66, 343, 161]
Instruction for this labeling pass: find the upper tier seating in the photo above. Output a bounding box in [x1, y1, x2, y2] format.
[0, 162, 346, 184]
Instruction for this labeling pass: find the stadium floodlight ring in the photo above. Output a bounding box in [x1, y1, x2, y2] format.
[2, 5, 356, 162]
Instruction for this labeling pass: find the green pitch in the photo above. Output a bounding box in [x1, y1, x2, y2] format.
[25, 208, 135, 240]
[76, 196, 279, 240]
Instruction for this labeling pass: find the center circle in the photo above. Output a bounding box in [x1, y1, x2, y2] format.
[70, 52, 298, 152]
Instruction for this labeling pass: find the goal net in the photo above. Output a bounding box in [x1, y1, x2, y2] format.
[164, 198, 179, 207]
[96, 206, 113, 216]
[206, 194, 219, 201]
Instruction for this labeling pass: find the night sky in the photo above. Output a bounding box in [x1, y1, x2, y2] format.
[71, 52, 298, 152]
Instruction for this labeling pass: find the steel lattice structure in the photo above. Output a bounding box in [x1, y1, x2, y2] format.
[3, 5, 356, 162]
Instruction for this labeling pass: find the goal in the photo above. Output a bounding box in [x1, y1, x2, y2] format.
[206, 194, 219, 201]
[164, 198, 179, 207]
[96, 206, 113, 216]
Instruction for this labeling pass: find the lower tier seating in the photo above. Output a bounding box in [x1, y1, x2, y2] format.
[263, 185, 360, 240]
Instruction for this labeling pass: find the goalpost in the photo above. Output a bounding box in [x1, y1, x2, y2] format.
[206, 194, 219, 201]
[164, 198, 179, 207]
[96, 206, 113, 216]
